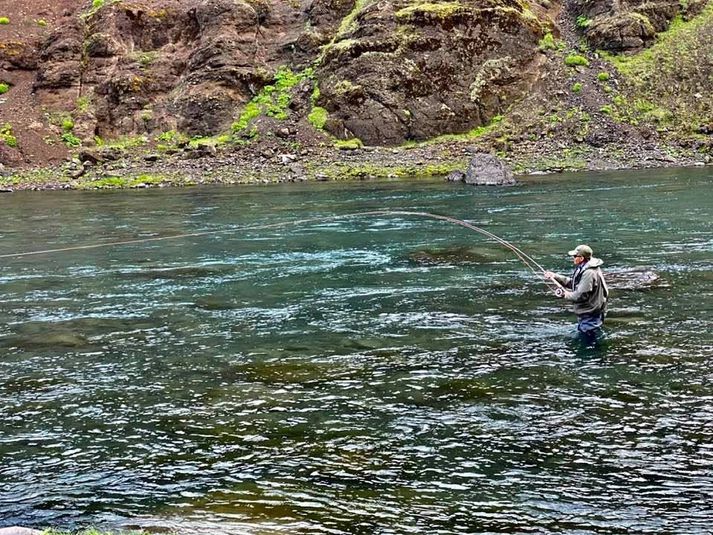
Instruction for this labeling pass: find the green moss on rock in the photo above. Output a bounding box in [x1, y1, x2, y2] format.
[395, 2, 467, 21]
[308, 107, 328, 130]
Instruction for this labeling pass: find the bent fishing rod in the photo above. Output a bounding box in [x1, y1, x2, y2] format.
[0, 210, 563, 295]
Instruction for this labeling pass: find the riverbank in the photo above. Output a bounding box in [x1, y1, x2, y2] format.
[0, 134, 710, 191]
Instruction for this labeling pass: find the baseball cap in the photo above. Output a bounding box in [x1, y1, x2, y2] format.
[568, 244, 593, 258]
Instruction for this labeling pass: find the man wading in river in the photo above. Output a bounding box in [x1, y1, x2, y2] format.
[544, 244, 609, 342]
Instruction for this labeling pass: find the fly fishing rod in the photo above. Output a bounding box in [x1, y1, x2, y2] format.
[355, 210, 564, 295]
[0, 210, 562, 294]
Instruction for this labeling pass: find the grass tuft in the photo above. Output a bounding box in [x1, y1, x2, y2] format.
[1, 123, 17, 147]
[334, 138, 364, 150]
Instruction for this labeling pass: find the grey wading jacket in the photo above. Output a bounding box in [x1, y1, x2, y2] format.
[553, 258, 609, 316]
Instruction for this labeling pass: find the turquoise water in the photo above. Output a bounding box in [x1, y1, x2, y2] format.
[0, 168, 711, 533]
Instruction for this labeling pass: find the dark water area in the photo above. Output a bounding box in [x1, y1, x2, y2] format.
[0, 168, 711, 534]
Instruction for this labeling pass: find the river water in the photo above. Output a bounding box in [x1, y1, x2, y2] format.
[0, 168, 711, 534]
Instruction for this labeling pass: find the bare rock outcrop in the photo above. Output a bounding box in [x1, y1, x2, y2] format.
[1, 0, 711, 168]
[579, 0, 709, 51]
[316, 0, 552, 145]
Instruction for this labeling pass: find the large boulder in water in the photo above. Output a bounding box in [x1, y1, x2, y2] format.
[464, 153, 516, 186]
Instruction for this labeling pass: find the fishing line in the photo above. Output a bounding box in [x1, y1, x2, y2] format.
[0, 210, 561, 293]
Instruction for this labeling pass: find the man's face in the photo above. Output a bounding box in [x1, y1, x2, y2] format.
[573, 254, 586, 266]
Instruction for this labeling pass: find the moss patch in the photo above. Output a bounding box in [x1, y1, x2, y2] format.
[316, 160, 464, 181]
[403, 115, 504, 147]
[1, 123, 17, 148]
[334, 138, 364, 150]
[564, 54, 590, 67]
[76, 173, 176, 190]
[395, 2, 467, 21]
[232, 67, 313, 133]
[308, 107, 328, 130]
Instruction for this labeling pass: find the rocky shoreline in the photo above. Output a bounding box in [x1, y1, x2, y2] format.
[1, 133, 710, 192]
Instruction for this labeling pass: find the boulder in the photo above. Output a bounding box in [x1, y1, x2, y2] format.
[464, 153, 516, 186]
[182, 143, 217, 159]
[580, 0, 706, 52]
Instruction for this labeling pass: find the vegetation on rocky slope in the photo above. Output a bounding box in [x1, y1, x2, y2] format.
[603, 3, 713, 137]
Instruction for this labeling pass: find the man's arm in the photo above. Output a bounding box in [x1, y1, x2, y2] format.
[564, 270, 594, 301]
[544, 271, 572, 288]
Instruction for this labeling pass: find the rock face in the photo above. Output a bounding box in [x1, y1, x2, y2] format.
[35, 0, 290, 138]
[0, 0, 554, 152]
[463, 153, 516, 186]
[317, 0, 550, 145]
[580, 0, 709, 51]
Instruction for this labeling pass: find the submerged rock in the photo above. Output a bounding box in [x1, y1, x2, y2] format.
[193, 296, 237, 310]
[409, 245, 510, 265]
[607, 269, 668, 290]
[125, 265, 233, 280]
[0, 332, 90, 350]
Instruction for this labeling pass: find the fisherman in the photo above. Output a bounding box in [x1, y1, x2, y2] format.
[544, 244, 609, 343]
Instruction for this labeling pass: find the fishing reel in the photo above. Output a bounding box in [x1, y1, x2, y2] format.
[554, 287, 565, 298]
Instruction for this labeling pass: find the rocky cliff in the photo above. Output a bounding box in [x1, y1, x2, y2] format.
[0, 0, 711, 173]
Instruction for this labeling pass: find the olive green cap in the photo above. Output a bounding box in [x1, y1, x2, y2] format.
[568, 244, 593, 258]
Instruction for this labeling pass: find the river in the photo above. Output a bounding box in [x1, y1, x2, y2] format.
[0, 167, 711, 533]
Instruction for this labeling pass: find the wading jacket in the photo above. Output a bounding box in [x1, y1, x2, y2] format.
[553, 258, 609, 316]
